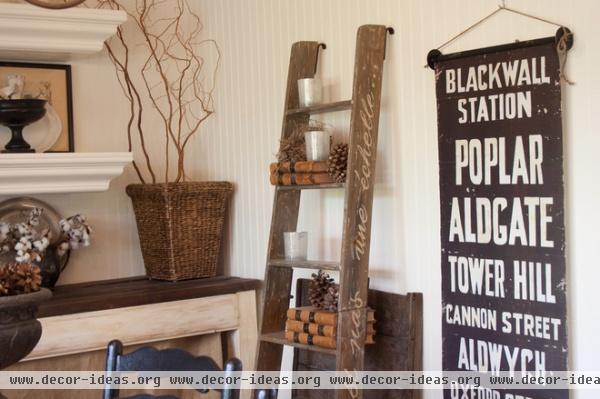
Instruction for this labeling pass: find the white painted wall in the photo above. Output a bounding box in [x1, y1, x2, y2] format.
[1, 1, 597, 398]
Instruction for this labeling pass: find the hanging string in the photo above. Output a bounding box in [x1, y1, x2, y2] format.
[499, 5, 565, 29]
[431, 7, 503, 53]
[427, 3, 574, 84]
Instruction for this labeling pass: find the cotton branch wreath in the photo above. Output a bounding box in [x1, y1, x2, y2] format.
[0, 209, 92, 264]
[97, 0, 220, 183]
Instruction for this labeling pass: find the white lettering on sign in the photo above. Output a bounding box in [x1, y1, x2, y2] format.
[446, 57, 550, 124]
[501, 311, 562, 341]
[457, 337, 546, 375]
[445, 57, 550, 94]
[445, 304, 498, 331]
[457, 92, 532, 123]
[448, 255, 505, 298]
[448, 197, 554, 248]
[455, 135, 544, 186]
[513, 261, 556, 303]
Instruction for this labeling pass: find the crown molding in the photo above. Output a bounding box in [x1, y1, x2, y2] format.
[0, 152, 133, 194]
[0, 3, 126, 61]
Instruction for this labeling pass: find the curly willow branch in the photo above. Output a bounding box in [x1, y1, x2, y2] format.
[96, 0, 219, 183]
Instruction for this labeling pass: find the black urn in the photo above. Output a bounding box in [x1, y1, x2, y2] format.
[0, 99, 46, 153]
[0, 288, 51, 369]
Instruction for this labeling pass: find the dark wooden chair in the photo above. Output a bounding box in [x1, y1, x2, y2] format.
[103, 340, 242, 399]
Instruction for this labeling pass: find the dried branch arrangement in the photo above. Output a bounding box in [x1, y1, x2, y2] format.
[96, 0, 220, 183]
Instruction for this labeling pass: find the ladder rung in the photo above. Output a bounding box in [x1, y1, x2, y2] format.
[277, 183, 345, 191]
[260, 331, 336, 355]
[286, 100, 352, 116]
[269, 259, 340, 271]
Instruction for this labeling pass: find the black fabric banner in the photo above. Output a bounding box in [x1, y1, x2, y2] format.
[434, 39, 568, 399]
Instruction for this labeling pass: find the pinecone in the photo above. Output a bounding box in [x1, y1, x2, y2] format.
[309, 271, 334, 309]
[327, 143, 348, 183]
[277, 130, 306, 163]
[8, 263, 41, 294]
[322, 285, 339, 312]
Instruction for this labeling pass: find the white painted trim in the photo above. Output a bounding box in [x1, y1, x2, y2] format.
[25, 293, 241, 361]
[0, 152, 133, 195]
[0, 3, 126, 61]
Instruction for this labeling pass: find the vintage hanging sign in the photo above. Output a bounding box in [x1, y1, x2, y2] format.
[432, 37, 569, 399]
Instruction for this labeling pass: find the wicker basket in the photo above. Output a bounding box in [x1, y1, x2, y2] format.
[126, 182, 233, 281]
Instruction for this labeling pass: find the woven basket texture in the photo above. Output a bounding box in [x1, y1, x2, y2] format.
[126, 182, 233, 281]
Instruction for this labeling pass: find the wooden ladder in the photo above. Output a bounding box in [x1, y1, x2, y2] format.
[255, 24, 393, 399]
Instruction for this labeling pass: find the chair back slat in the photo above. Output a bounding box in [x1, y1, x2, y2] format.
[103, 340, 242, 399]
[116, 346, 221, 372]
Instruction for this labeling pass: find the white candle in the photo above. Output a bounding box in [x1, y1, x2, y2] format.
[297, 78, 322, 107]
[283, 231, 308, 260]
[304, 130, 332, 161]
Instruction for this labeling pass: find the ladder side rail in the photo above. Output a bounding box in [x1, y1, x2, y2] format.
[255, 42, 322, 374]
[336, 25, 389, 399]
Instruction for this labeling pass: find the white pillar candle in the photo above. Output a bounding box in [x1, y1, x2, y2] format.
[283, 231, 308, 260]
[297, 78, 322, 107]
[304, 130, 332, 161]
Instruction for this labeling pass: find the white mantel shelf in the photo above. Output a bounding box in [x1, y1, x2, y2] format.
[0, 3, 127, 61]
[0, 152, 133, 195]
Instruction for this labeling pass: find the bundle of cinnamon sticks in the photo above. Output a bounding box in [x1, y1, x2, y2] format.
[269, 161, 335, 186]
[285, 306, 375, 349]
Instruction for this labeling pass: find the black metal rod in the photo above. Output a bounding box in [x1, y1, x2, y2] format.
[428, 36, 554, 69]
[427, 27, 573, 70]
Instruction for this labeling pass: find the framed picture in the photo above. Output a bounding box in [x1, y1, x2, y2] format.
[0, 61, 74, 152]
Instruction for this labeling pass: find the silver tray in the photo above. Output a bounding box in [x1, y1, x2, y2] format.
[0, 197, 63, 245]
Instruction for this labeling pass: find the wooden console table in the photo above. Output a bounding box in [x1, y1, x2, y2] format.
[24, 276, 260, 373]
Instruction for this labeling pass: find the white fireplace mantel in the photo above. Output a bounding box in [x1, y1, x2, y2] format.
[0, 152, 133, 195]
[0, 3, 127, 61]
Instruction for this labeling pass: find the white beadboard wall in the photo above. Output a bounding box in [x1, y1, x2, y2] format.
[0, 1, 597, 398]
[188, 1, 599, 398]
